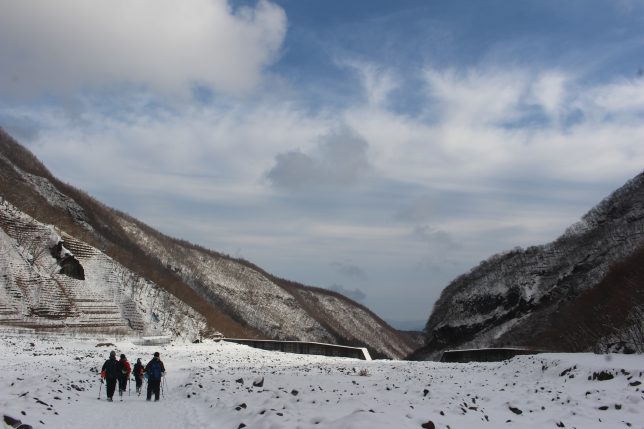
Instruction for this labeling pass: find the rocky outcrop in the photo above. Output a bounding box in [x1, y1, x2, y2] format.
[49, 240, 85, 280]
[413, 171, 644, 360]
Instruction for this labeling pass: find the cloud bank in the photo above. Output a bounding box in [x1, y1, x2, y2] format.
[0, 0, 286, 96]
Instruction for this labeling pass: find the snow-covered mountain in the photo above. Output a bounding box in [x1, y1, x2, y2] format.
[414, 171, 644, 360]
[0, 128, 413, 359]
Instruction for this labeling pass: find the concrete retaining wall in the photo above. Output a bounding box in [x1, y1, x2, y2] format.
[440, 347, 543, 363]
[224, 338, 372, 360]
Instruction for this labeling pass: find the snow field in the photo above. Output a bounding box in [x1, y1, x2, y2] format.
[0, 334, 642, 429]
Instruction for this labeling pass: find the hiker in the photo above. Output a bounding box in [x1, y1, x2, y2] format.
[133, 358, 144, 395]
[100, 351, 120, 401]
[118, 354, 131, 398]
[144, 351, 166, 401]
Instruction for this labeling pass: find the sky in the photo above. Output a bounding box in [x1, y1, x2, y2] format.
[1, 0, 644, 330]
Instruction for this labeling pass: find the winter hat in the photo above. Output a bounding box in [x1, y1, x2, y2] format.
[110, 351, 116, 357]
[154, 352, 160, 357]
[120, 354, 126, 359]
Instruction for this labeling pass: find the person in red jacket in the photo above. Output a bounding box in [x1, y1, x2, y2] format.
[117, 354, 131, 398]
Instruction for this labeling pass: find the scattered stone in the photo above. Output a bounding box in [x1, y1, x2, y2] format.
[423, 389, 429, 397]
[592, 371, 614, 381]
[508, 406, 523, 415]
[253, 377, 264, 388]
[235, 378, 244, 384]
[237, 424, 246, 429]
[291, 389, 299, 396]
[556, 422, 564, 427]
[421, 421, 435, 429]
[629, 381, 641, 387]
[3, 414, 33, 429]
[597, 406, 609, 411]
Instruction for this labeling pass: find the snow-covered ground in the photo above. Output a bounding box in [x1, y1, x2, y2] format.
[0, 333, 642, 429]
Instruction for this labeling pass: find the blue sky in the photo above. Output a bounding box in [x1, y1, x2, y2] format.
[1, 0, 644, 329]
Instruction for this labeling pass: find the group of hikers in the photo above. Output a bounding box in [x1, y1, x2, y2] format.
[100, 351, 166, 402]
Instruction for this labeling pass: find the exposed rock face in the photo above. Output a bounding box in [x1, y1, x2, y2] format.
[49, 240, 85, 280]
[414, 171, 644, 360]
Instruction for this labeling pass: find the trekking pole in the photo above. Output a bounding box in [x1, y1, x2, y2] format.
[97, 379, 103, 400]
[129, 377, 131, 396]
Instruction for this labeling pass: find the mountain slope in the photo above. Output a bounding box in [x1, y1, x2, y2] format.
[413, 171, 644, 360]
[0, 128, 413, 359]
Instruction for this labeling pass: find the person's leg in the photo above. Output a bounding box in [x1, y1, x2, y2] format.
[107, 378, 116, 400]
[146, 379, 153, 400]
[154, 380, 160, 401]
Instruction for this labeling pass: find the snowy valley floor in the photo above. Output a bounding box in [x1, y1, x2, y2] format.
[0, 334, 643, 429]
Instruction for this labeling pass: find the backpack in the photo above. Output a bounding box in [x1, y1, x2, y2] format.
[121, 360, 131, 375]
[148, 360, 162, 380]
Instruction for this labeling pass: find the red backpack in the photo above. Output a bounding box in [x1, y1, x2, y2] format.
[120, 360, 131, 375]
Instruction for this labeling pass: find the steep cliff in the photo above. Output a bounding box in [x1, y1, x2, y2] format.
[413, 171, 644, 360]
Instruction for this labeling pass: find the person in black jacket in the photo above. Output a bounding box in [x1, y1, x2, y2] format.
[133, 358, 144, 395]
[144, 352, 166, 401]
[101, 351, 120, 401]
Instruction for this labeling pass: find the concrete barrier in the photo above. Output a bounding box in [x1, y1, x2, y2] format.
[132, 336, 173, 346]
[224, 338, 372, 360]
[440, 347, 543, 363]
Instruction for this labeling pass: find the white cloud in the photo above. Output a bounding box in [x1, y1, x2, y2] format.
[0, 0, 287, 97]
[529, 71, 569, 119]
[340, 60, 399, 108]
[423, 68, 528, 126]
[581, 77, 644, 118]
[266, 127, 372, 190]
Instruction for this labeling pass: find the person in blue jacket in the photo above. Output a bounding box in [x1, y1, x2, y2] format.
[144, 351, 166, 401]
